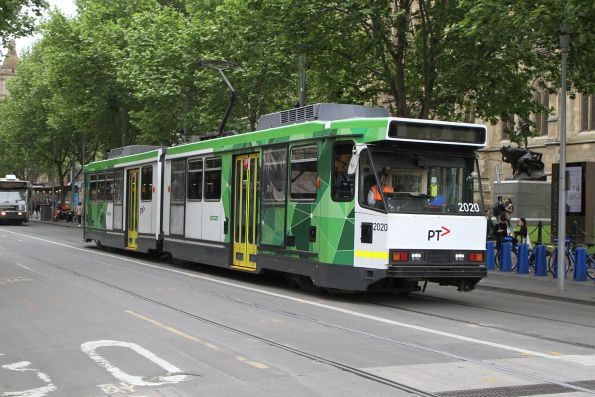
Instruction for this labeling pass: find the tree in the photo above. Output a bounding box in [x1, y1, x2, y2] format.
[0, 0, 47, 49]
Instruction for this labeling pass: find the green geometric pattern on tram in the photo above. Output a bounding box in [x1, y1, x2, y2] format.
[221, 152, 233, 244]
[287, 203, 314, 252]
[86, 202, 107, 229]
[260, 205, 285, 246]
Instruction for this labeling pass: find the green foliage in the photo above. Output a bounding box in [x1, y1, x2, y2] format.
[0, 0, 593, 178]
[0, 0, 47, 48]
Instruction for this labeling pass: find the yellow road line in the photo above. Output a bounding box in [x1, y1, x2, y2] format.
[125, 310, 221, 351]
[126, 310, 269, 369]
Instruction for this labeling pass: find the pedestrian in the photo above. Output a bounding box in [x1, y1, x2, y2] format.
[485, 209, 495, 239]
[504, 198, 514, 221]
[75, 202, 83, 226]
[493, 214, 509, 248]
[34, 202, 40, 219]
[514, 217, 531, 248]
[492, 196, 505, 218]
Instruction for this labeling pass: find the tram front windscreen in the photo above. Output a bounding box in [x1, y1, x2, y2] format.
[358, 147, 484, 215]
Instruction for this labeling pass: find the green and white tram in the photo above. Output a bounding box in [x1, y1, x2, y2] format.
[84, 103, 487, 293]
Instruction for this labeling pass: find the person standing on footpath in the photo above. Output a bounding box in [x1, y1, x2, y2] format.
[75, 202, 83, 226]
[504, 198, 514, 221]
[485, 209, 495, 240]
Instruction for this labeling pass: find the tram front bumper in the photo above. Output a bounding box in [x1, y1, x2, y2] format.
[386, 263, 487, 278]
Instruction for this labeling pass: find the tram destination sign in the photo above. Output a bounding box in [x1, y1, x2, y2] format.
[388, 120, 486, 145]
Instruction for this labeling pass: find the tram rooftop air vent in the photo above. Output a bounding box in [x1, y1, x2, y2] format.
[256, 103, 389, 131]
[107, 145, 165, 159]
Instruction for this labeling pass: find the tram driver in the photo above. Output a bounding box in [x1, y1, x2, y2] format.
[367, 167, 393, 207]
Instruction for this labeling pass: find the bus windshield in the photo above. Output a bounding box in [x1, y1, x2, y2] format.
[358, 147, 483, 215]
[0, 190, 27, 204]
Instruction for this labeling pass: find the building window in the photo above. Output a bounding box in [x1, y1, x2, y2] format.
[532, 88, 549, 136]
[187, 158, 203, 200]
[580, 95, 595, 131]
[500, 118, 514, 140]
[290, 145, 318, 201]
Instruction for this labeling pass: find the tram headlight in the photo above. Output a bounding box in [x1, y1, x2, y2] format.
[454, 253, 466, 262]
[0, 211, 5, 216]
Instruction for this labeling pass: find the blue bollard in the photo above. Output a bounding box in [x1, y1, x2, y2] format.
[573, 248, 588, 281]
[517, 243, 529, 274]
[500, 242, 512, 272]
[486, 241, 495, 270]
[534, 245, 547, 276]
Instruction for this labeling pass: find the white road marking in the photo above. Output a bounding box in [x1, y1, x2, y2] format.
[0, 228, 584, 363]
[1, 361, 57, 397]
[80, 340, 187, 386]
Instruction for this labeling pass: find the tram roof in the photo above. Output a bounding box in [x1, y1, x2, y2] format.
[84, 115, 486, 171]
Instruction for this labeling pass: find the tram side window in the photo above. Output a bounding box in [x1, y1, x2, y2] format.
[89, 174, 97, 201]
[97, 172, 106, 201]
[141, 165, 153, 201]
[204, 157, 221, 200]
[171, 160, 186, 203]
[113, 170, 124, 204]
[332, 142, 354, 201]
[187, 158, 203, 200]
[105, 171, 114, 201]
[290, 145, 318, 201]
[261, 146, 287, 247]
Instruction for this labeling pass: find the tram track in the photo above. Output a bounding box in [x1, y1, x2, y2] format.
[4, 227, 594, 396]
[365, 300, 595, 350]
[39, 261, 438, 397]
[27, 253, 595, 396]
[408, 293, 595, 329]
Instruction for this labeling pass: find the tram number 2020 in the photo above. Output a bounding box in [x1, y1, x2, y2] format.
[458, 202, 480, 212]
[372, 223, 388, 231]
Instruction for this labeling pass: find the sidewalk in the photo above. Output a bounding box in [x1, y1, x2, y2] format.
[26, 218, 595, 305]
[479, 270, 595, 306]
[29, 218, 81, 228]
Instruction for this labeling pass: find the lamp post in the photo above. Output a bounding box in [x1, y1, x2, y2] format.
[557, 25, 570, 291]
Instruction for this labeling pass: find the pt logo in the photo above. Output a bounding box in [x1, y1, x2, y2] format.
[427, 226, 451, 241]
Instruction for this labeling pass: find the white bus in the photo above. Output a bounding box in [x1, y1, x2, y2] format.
[0, 175, 30, 224]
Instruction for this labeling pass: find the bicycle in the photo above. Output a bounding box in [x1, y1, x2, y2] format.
[548, 238, 574, 277]
[494, 236, 518, 271]
[587, 248, 595, 281]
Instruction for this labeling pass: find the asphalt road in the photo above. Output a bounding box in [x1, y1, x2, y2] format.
[1, 223, 594, 397]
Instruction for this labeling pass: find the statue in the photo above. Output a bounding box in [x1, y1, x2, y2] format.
[500, 145, 545, 180]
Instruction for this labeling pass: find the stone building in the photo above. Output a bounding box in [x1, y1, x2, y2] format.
[0, 40, 19, 100]
[478, 90, 595, 208]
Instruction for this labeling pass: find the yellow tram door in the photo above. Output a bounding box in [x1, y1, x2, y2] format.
[126, 168, 139, 250]
[232, 153, 259, 270]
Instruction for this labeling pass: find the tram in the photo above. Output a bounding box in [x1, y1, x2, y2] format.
[84, 103, 487, 293]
